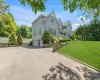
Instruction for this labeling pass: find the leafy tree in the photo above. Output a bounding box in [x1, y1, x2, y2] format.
[9, 33, 16, 45]
[0, 13, 16, 37]
[70, 32, 76, 40]
[77, 35, 82, 40]
[27, 32, 32, 38]
[19, 0, 100, 19]
[19, 0, 46, 14]
[75, 20, 100, 41]
[16, 25, 32, 38]
[42, 31, 50, 44]
[17, 34, 23, 45]
[16, 25, 28, 38]
[0, 0, 9, 13]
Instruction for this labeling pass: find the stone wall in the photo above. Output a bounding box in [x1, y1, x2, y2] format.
[0, 43, 8, 48]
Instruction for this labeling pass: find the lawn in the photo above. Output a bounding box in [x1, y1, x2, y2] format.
[58, 41, 100, 69]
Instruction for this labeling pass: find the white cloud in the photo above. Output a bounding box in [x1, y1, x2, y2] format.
[77, 16, 90, 24]
[72, 23, 80, 31]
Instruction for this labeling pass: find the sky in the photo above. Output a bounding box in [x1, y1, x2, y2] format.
[4, 0, 90, 30]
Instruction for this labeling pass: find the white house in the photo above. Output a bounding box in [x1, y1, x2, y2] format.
[32, 11, 72, 47]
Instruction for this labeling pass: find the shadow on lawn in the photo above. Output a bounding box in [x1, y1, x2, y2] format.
[42, 62, 100, 80]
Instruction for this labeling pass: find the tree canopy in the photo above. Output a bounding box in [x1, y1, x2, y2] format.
[16, 25, 32, 38]
[19, 0, 100, 17]
[19, 0, 46, 14]
[0, 0, 9, 13]
[75, 20, 100, 41]
[0, 13, 16, 37]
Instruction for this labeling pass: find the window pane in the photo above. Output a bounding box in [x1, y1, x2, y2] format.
[34, 31, 36, 36]
[39, 28, 41, 35]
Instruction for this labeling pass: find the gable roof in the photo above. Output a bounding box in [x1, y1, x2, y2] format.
[32, 11, 72, 29]
[32, 14, 46, 24]
[63, 21, 72, 28]
[32, 11, 57, 24]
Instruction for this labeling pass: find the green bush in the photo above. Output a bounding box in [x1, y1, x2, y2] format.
[59, 38, 71, 42]
[42, 31, 50, 44]
[17, 34, 23, 45]
[70, 32, 76, 40]
[28, 40, 32, 46]
[60, 42, 67, 48]
[27, 32, 32, 39]
[9, 33, 16, 45]
[77, 35, 82, 40]
[51, 36, 59, 43]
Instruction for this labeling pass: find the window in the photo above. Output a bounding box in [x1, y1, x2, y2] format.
[51, 18, 54, 23]
[54, 30, 56, 35]
[48, 28, 56, 36]
[34, 31, 36, 36]
[38, 28, 41, 35]
[51, 28, 53, 35]
[49, 28, 50, 34]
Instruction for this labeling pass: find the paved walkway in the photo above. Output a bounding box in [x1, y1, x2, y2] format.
[0, 47, 100, 80]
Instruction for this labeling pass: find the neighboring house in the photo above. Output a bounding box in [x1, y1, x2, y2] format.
[32, 11, 72, 47]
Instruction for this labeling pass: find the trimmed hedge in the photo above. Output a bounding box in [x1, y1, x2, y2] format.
[59, 38, 71, 42]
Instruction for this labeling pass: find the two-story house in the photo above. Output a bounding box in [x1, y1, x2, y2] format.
[32, 11, 72, 47]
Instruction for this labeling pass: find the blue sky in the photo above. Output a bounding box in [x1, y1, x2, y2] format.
[4, 0, 90, 30]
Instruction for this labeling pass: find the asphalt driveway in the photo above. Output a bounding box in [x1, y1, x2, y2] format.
[0, 47, 100, 80]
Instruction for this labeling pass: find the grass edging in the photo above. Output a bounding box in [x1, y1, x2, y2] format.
[57, 51, 100, 72]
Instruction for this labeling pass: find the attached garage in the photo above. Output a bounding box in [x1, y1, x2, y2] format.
[33, 40, 43, 47]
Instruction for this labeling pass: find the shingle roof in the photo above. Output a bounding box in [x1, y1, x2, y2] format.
[63, 21, 70, 26]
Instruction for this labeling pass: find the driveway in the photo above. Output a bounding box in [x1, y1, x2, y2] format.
[0, 47, 100, 80]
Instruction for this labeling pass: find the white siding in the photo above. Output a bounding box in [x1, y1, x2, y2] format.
[66, 23, 72, 38]
[32, 12, 72, 47]
[45, 15, 59, 37]
[32, 16, 45, 47]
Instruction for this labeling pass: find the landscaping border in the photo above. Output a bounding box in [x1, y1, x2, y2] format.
[57, 51, 100, 72]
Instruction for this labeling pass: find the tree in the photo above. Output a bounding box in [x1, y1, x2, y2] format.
[19, 0, 46, 14]
[27, 32, 32, 38]
[16, 25, 32, 38]
[9, 33, 16, 45]
[19, 0, 100, 18]
[0, 0, 9, 13]
[0, 13, 16, 37]
[75, 20, 100, 41]
[42, 31, 50, 44]
[77, 35, 82, 40]
[70, 32, 76, 40]
[17, 34, 23, 45]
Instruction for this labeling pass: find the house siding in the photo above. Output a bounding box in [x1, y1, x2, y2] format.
[32, 16, 45, 47]
[32, 11, 72, 47]
[45, 15, 59, 37]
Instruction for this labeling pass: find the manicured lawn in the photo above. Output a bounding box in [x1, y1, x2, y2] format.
[58, 41, 100, 69]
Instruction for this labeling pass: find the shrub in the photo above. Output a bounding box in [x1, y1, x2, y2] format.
[51, 36, 59, 43]
[70, 32, 76, 40]
[60, 42, 67, 48]
[9, 33, 16, 45]
[28, 40, 32, 46]
[17, 34, 23, 45]
[42, 31, 50, 44]
[27, 32, 32, 39]
[59, 38, 71, 42]
[77, 35, 82, 40]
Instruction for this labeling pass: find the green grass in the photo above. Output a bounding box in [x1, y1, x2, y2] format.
[58, 41, 100, 69]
